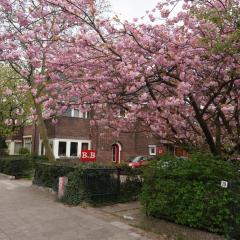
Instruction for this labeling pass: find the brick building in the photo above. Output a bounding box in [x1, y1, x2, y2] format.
[6, 108, 172, 164]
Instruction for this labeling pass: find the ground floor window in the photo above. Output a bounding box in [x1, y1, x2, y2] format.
[14, 141, 22, 155]
[58, 141, 67, 156]
[148, 145, 157, 156]
[70, 142, 78, 156]
[81, 142, 89, 150]
[39, 138, 91, 158]
[23, 137, 32, 153]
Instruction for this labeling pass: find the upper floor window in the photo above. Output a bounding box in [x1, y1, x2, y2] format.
[63, 108, 72, 117]
[63, 108, 89, 119]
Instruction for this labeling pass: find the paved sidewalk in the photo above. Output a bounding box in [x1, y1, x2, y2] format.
[0, 178, 158, 240]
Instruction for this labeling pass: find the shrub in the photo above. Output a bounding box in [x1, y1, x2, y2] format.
[33, 162, 143, 205]
[119, 175, 142, 202]
[140, 154, 240, 236]
[33, 163, 75, 191]
[0, 156, 32, 178]
[30, 154, 48, 167]
[0, 138, 7, 157]
[61, 168, 87, 205]
[19, 147, 30, 155]
[62, 166, 120, 205]
[117, 163, 143, 202]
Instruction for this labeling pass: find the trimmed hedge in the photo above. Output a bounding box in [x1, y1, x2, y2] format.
[118, 164, 143, 202]
[0, 156, 32, 178]
[33, 162, 143, 205]
[140, 154, 240, 236]
[33, 163, 75, 191]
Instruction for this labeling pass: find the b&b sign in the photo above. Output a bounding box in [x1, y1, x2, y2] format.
[80, 150, 96, 162]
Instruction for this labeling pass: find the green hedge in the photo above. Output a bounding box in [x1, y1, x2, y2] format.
[33, 162, 143, 205]
[140, 154, 240, 236]
[0, 156, 32, 178]
[33, 163, 75, 191]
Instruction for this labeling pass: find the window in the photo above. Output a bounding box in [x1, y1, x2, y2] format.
[63, 108, 72, 117]
[70, 142, 78, 156]
[58, 141, 67, 156]
[23, 137, 32, 153]
[73, 109, 80, 118]
[148, 145, 156, 156]
[14, 142, 22, 155]
[81, 142, 89, 150]
[83, 112, 89, 119]
[63, 108, 89, 118]
[40, 141, 52, 155]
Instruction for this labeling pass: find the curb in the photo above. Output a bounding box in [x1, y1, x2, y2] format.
[0, 173, 15, 180]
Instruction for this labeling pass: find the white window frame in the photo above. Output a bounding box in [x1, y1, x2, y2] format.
[23, 136, 32, 153]
[148, 145, 157, 156]
[39, 138, 91, 159]
[14, 140, 22, 155]
[63, 108, 89, 119]
[38, 139, 53, 156]
[70, 142, 78, 157]
[38, 138, 92, 159]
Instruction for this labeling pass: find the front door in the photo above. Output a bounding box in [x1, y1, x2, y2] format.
[112, 143, 120, 164]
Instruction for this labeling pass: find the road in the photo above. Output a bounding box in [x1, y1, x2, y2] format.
[0, 175, 156, 240]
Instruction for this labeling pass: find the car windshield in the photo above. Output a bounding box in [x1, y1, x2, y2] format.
[131, 156, 143, 163]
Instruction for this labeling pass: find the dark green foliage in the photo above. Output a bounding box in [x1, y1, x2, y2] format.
[0, 156, 32, 178]
[62, 167, 120, 205]
[30, 154, 48, 167]
[140, 154, 240, 235]
[61, 168, 87, 205]
[119, 175, 142, 202]
[19, 147, 30, 155]
[118, 164, 143, 202]
[33, 162, 142, 205]
[33, 163, 75, 191]
[0, 137, 7, 157]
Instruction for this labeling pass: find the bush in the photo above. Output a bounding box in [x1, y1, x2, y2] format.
[33, 162, 143, 205]
[117, 163, 143, 202]
[0, 138, 7, 157]
[62, 166, 120, 205]
[0, 156, 32, 178]
[61, 168, 87, 205]
[140, 154, 240, 236]
[33, 162, 75, 191]
[19, 147, 30, 155]
[119, 175, 142, 202]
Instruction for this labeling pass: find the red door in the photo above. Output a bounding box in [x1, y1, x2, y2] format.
[112, 144, 120, 164]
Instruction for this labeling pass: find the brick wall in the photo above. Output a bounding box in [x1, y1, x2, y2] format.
[49, 117, 91, 139]
[8, 117, 161, 164]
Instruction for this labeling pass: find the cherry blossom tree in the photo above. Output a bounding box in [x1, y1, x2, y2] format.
[49, 0, 240, 157]
[0, 0, 59, 160]
[1, 0, 239, 159]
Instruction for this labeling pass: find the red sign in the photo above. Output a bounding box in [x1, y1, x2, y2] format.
[157, 147, 165, 156]
[80, 150, 96, 162]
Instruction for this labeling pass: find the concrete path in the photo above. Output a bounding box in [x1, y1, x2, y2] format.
[0, 176, 157, 240]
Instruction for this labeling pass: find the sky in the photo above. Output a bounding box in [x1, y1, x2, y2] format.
[109, 0, 160, 21]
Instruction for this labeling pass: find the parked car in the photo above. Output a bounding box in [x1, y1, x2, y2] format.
[128, 155, 154, 168]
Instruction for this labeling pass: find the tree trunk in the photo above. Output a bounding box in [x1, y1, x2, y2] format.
[34, 101, 55, 162]
[189, 95, 218, 156]
[215, 111, 221, 156]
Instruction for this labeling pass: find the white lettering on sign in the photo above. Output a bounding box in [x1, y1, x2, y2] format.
[90, 152, 96, 158]
[82, 152, 88, 158]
